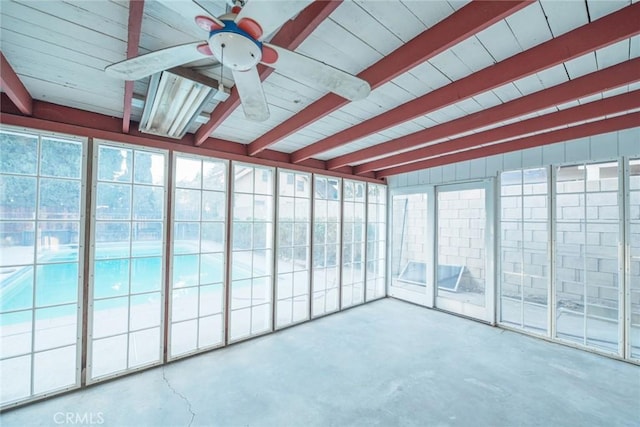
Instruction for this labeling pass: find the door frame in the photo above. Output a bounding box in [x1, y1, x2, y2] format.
[434, 179, 496, 324]
[387, 185, 435, 308]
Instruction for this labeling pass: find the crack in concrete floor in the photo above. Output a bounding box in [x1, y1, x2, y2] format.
[162, 367, 195, 427]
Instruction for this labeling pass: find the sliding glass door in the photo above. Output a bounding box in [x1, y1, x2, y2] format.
[169, 154, 227, 359]
[436, 181, 495, 322]
[0, 130, 85, 405]
[554, 162, 622, 354]
[89, 142, 167, 381]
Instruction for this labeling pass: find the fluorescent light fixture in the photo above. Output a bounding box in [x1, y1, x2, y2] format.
[139, 68, 227, 139]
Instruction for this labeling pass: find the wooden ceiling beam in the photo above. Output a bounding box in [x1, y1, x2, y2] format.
[292, 2, 640, 164]
[0, 95, 376, 181]
[194, 0, 342, 147]
[376, 112, 640, 178]
[365, 90, 639, 175]
[348, 59, 640, 173]
[248, 0, 533, 156]
[122, 0, 144, 134]
[0, 51, 32, 115]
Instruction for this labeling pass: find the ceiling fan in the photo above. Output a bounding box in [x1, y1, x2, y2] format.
[105, 0, 371, 122]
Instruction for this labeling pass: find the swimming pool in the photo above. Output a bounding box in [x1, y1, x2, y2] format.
[0, 243, 251, 325]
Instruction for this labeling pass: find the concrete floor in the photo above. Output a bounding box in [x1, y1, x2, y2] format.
[1, 298, 639, 426]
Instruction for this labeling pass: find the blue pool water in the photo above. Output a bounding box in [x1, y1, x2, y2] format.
[0, 244, 251, 323]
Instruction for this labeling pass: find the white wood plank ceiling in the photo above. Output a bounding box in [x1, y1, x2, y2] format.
[1, 0, 638, 179]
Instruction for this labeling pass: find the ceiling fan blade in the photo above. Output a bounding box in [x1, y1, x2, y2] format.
[231, 66, 270, 121]
[105, 41, 207, 80]
[262, 43, 371, 101]
[192, 0, 226, 27]
[235, 0, 313, 40]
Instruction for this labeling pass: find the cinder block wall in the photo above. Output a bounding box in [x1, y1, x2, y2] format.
[388, 128, 640, 309]
[437, 189, 485, 291]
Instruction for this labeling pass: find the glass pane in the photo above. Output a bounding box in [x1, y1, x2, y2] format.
[175, 157, 202, 189]
[234, 194, 253, 221]
[254, 195, 272, 221]
[38, 179, 81, 220]
[391, 193, 427, 292]
[131, 222, 163, 257]
[131, 257, 162, 294]
[174, 223, 200, 250]
[175, 189, 201, 221]
[234, 166, 253, 193]
[129, 292, 161, 331]
[0, 355, 31, 404]
[230, 308, 250, 340]
[198, 314, 223, 348]
[94, 259, 130, 299]
[0, 310, 32, 358]
[0, 222, 35, 265]
[93, 297, 128, 338]
[171, 319, 197, 357]
[35, 263, 78, 307]
[280, 172, 294, 196]
[128, 327, 160, 368]
[134, 151, 164, 185]
[0, 266, 33, 311]
[295, 199, 309, 222]
[251, 304, 270, 334]
[0, 175, 37, 219]
[292, 295, 308, 322]
[202, 160, 226, 191]
[231, 280, 252, 310]
[200, 253, 224, 285]
[37, 222, 79, 260]
[173, 254, 199, 288]
[91, 334, 127, 379]
[133, 186, 163, 220]
[95, 222, 130, 259]
[631, 160, 640, 358]
[98, 146, 131, 182]
[172, 286, 199, 322]
[40, 139, 82, 178]
[96, 183, 131, 220]
[34, 304, 77, 351]
[33, 345, 76, 394]
[254, 168, 272, 195]
[199, 283, 223, 316]
[202, 191, 225, 221]
[0, 132, 37, 175]
[201, 222, 224, 249]
[437, 188, 486, 307]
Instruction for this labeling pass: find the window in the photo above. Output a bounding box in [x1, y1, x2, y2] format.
[555, 162, 621, 353]
[312, 176, 341, 316]
[89, 142, 167, 380]
[276, 170, 311, 328]
[627, 159, 640, 359]
[230, 164, 274, 341]
[342, 180, 366, 308]
[499, 168, 549, 334]
[366, 184, 387, 301]
[0, 129, 85, 406]
[170, 155, 227, 358]
[390, 193, 428, 292]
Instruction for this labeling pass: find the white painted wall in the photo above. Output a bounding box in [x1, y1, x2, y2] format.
[387, 128, 640, 188]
